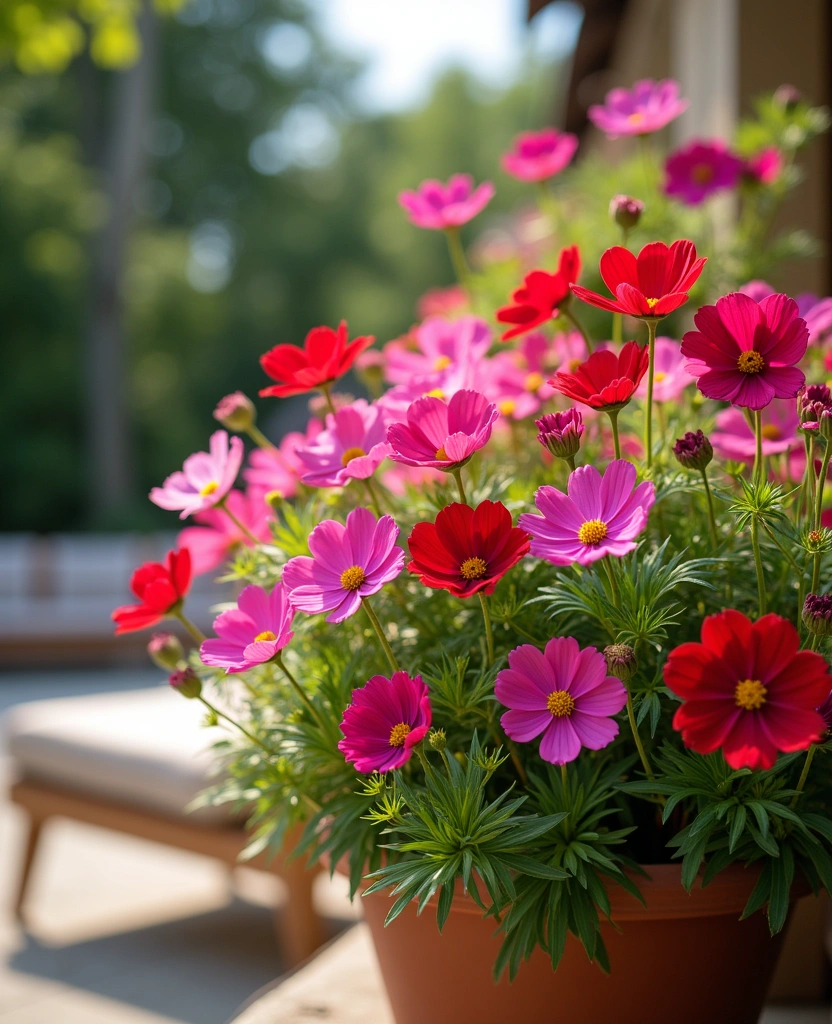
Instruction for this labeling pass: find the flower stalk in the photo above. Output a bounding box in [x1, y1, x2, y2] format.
[362, 596, 399, 673]
[643, 317, 659, 469]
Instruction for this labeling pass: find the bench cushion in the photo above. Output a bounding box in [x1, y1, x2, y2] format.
[4, 686, 230, 824]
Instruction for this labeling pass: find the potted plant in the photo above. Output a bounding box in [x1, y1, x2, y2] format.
[114, 79, 832, 1024]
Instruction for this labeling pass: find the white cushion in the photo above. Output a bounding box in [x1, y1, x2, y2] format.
[4, 686, 231, 824]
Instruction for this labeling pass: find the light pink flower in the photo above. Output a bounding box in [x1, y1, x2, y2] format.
[711, 400, 800, 462]
[387, 389, 498, 470]
[200, 582, 294, 674]
[150, 430, 244, 519]
[496, 638, 627, 765]
[243, 419, 322, 501]
[296, 400, 390, 488]
[178, 489, 272, 576]
[282, 508, 404, 623]
[588, 79, 688, 139]
[501, 128, 578, 183]
[744, 148, 783, 185]
[416, 286, 468, 319]
[383, 316, 492, 387]
[398, 174, 495, 230]
[635, 337, 694, 403]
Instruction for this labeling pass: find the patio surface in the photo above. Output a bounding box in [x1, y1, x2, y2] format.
[0, 670, 828, 1023]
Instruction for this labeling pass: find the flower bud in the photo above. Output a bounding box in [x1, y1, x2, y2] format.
[535, 409, 584, 461]
[773, 84, 802, 112]
[428, 728, 447, 752]
[821, 410, 832, 442]
[799, 383, 832, 423]
[148, 631, 184, 671]
[609, 194, 644, 232]
[214, 392, 256, 433]
[604, 643, 637, 682]
[673, 430, 713, 471]
[169, 667, 202, 699]
[802, 594, 832, 636]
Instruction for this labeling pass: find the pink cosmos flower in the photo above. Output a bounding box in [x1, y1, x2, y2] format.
[487, 337, 555, 420]
[588, 79, 688, 139]
[681, 292, 808, 410]
[295, 400, 391, 488]
[744, 148, 782, 185]
[496, 638, 627, 765]
[178, 489, 272, 576]
[501, 128, 578, 183]
[282, 508, 404, 623]
[634, 337, 694, 403]
[739, 282, 831, 344]
[243, 420, 322, 501]
[519, 460, 655, 567]
[398, 174, 495, 230]
[383, 316, 492, 387]
[710, 400, 800, 462]
[664, 140, 744, 206]
[739, 280, 776, 303]
[387, 389, 498, 470]
[150, 430, 244, 519]
[338, 672, 432, 773]
[199, 582, 295, 674]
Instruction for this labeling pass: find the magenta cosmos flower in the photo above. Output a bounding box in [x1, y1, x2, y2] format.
[664, 140, 744, 206]
[387, 389, 498, 470]
[519, 460, 655, 567]
[243, 419, 322, 502]
[496, 638, 627, 765]
[200, 582, 295, 674]
[588, 78, 688, 139]
[711, 399, 800, 462]
[681, 292, 808, 410]
[501, 128, 578, 183]
[282, 507, 404, 623]
[383, 315, 492, 387]
[150, 430, 244, 519]
[338, 671, 432, 773]
[398, 174, 495, 230]
[296, 400, 390, 488]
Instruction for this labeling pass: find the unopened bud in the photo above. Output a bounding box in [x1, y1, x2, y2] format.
[214, 392, 256, 432]
[803, 594, 832, 636]
[821, 410, 832, 442]
[773, 84, 802, 112]
[428, 728, 447, 753]
[169, 667, 202, 699]
[609, 194, 644, 232]
[148, 631, 184, 671]
[604, 643, 637, 681]
[536, 409, 584, 461]
[673, 430, 713, 471]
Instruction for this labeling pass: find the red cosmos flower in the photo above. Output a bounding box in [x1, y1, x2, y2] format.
[664, 610, 830, 770]
[549, 340, 649, 410]
[259, 321, 374, 399]
[112, 549, 192, 635]
[407, 500, 530, 598]
[571, 239, 706, 319]
[496, 246, 581, 341]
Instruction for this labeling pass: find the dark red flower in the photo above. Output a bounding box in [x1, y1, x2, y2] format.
[407, 500, 530, 598]
[112, 548, 192, 635]
[571, 239, 706, 319]
[548, 340, 649, 410]
[664, 610, 830, 770]
[496, 246, 581, 341]
[259, 321, 374, 399]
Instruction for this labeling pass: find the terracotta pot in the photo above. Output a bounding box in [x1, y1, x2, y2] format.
[361, 863, 799, 1024]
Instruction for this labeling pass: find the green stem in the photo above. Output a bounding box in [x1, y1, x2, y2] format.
[612, 311, 622, 346]
[246, 424, 277, 451]
[451, 467, 468, 504]
[320, 384, 337, 417]
[753, 409, 764, 488]
[700, 468, 719, 547]
[445, 227, 470, 286]
[602, 556, 621, 607]
[478, 592, 495, 665]
[813, 441, 831, 531]
[560, 763, 568, 789]
[362, 596, 399, 674]
[562, 305, 593, 355]
[275, 654, 329, 732]
[362, 478, 382, 517]
[790, 744, 817, 808]
[607, 408, 622, 460]
[643, 318, 658, 470]
[565, 455, 577, 472]
[626, 691, 654, 780]
[217, 496, 261, 545]
[172, 608, 205, 644]
[750, 515, 767, 617]
[199, 696, 274, 754]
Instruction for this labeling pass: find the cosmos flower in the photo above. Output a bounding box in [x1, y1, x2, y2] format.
[150, 431, 243, 519]
[588, 78, 688, 139]
[387, 389, 498, 470]
[200, 582, 295, 674]
[260, 321, 374, 399]
[501, 128, 578, 183]
[496, 246, 581, 341]
[338, 672, 432, 773]
[112, 549, 192, 634]
[549, 341, 649, 411]
[398, 174, 494, 230]
[664, 140, 744, 206]
[295, 400, 391, 488]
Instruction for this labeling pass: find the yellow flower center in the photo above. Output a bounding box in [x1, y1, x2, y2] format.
[341, 446, 366, 466]
[499, 399, 516, 416]
[578, 519, 608, 545]
[547, 690, 576, 717]
[435, 446, 449, 460]
[460, 556, 488, 580]
[433, 355, 452, 371]
[424, 388, 446, 399]
[761, 424, 781, 441]
[340, 565, 366, 591]
[254, 630, 276, 643]
[654, 371, 667, 383]
[735, 678, 767, 710]
[389, 722, 411, 747]
[737, 350, 765, 374]
[627, 112, 644, 125]
[568, 358, 582, 372]
[199, 481, 219, 497]
[645, 298, 660, 310]
[691, 163, 714, 185]
[525, 372, 544, 392]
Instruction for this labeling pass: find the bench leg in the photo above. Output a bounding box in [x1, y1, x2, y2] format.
[274, 856, 324, 967]
[15, 815, 44, 919]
